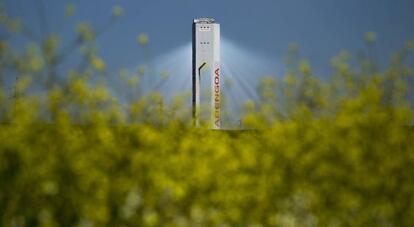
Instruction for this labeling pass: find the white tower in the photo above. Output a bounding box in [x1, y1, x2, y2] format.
[192, 18, 221, 129]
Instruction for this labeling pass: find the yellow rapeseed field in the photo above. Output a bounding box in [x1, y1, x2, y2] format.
[1, 5, 414, 226]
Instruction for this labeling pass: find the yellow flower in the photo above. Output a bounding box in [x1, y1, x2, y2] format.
[405, 40, 414, 51]
[138, 65, 146, 75]
[364, 31, 377, 44]
[29, 55, 44, 72]
[43, 34, 60, 63]
[137, 33, 149, 46]
[93, 85, 109, 102]
[77, 22, 95, 41]
[90, 56, 106, 72]
[112, 5, 123, 18]
[65, 4, 75, 17]
[283, 73, 296, 86]
[15, 75, 32, 93]
[299, 60, 311, 75]
[127, 75, 140, 86]
[288, 42, 299, 52]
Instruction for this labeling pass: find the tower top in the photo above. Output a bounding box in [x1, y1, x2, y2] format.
[193, 18, 216, 24]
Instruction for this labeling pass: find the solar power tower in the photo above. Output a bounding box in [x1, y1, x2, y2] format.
[192, 18, 221, 129]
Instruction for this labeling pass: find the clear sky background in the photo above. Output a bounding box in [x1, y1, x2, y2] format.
[4, 0, 414, 74]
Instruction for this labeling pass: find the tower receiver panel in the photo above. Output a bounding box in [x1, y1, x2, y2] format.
[192, 18, 221, 129]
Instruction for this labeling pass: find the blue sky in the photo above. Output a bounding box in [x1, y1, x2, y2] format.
[3, 0, 414, 124]
[4, 0, 414, 75]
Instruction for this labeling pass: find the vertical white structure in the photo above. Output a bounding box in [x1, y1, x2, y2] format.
[192, 18, 221, 129]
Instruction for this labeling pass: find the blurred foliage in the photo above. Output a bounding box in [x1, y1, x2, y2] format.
[364, 31, 377, 44]
[1, 2, 414, 227]
[112, 6, 124, 18]
[137, 33, 149, 46]
[64, 4, 75, 18]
